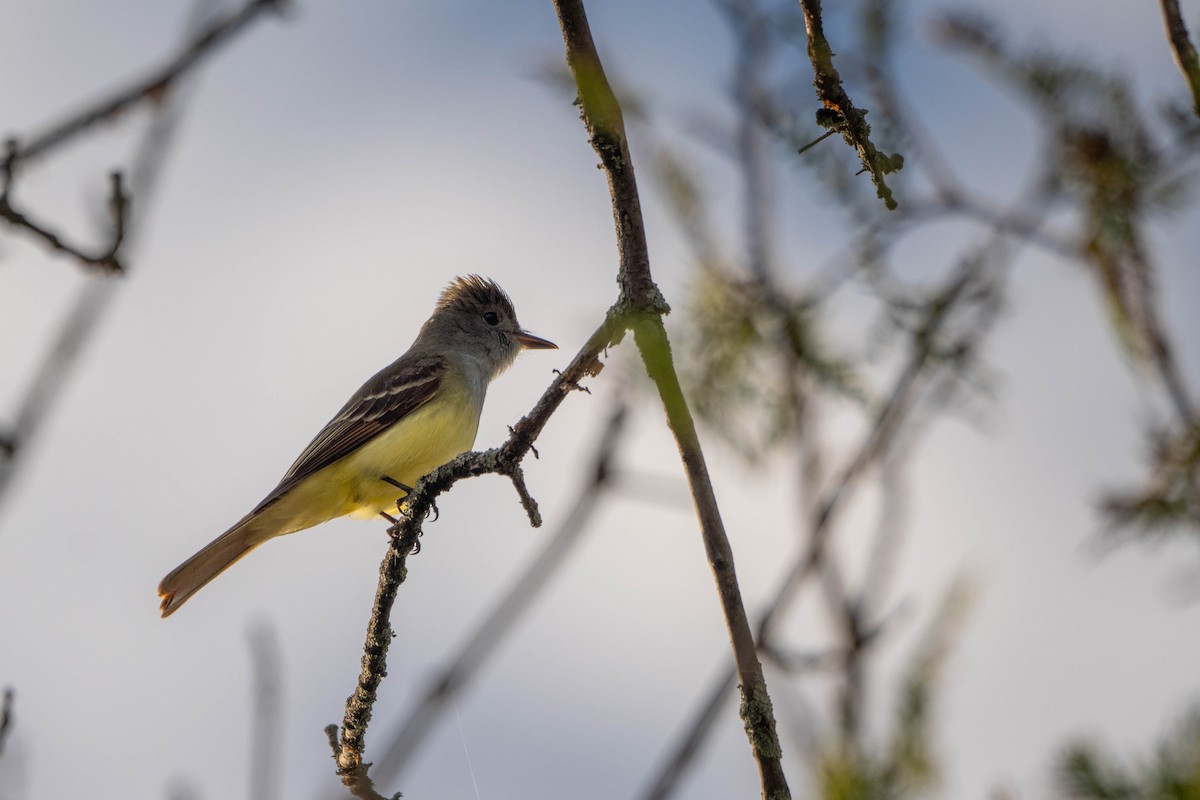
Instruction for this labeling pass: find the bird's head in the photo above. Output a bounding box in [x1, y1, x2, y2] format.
[421, 275, 556, 377]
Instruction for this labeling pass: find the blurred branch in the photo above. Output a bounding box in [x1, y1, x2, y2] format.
[0, 0, 224, 515]
[643, 222, 1017, 796]
[1055, 705, 1200, 799]
[0, 0, 281, 275]
[796, 0, 904, 208]
[248, 623, 282, 800]
[370, 402, 625, 783]
[639, 665, 738, 800]
[12, 0, 284, 164]
[0, 687, 13, 758]
[1159, 0, 1200, 117]
[935, 11, 1200, 540]
[0, 162, 127, 274]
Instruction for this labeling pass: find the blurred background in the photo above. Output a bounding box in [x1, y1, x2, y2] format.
[1, 0, 1198, 798]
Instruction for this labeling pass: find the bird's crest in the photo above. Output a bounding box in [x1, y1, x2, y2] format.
[436, 275, 515, 318]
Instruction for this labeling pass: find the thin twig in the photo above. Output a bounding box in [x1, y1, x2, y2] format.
[796, 0, 903, 208]
[1159, 0, 1200, 117]
[0, 167, 127, 273]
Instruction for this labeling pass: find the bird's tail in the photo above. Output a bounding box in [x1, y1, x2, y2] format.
[157, 514, 272, 618]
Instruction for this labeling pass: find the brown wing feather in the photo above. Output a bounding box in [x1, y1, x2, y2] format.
[254, 356, 446, 510]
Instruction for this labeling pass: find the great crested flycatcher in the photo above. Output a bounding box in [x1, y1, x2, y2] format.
[157, 275, 556, 617]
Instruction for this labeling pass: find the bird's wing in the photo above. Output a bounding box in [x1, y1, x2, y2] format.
[257, 355, 446, 507]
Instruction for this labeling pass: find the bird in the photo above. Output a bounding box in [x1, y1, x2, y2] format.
[157, 275, 556, 617]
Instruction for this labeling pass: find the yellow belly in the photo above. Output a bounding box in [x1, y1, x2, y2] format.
[262, 390, 481, 532]
[338, 393, 481, 517]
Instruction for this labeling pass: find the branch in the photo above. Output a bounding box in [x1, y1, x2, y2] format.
[14, 0, 284, 163]
[332, 2, 790, 794]
[1159, 0, 1200, 117]
[370, 402, 627, 784]
[324, 726, 399, 800]
[552, 1, 789, 796]
[0, 0, 281, 274]
[0, 687, 13, 758]
[640, 245, 1007, 797]
[0, 0, 224, 511]
[247, 624, 282, 800]
[0, 164, 127, 274]
[332, 316, 622, 786]
[796, 0, 904, 209]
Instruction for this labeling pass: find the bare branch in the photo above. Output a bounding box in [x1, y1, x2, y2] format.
[0, 161, 127, 273]
[0, 0, 281, 274]
[248, 623, 283, 800]
[14, 0, 284, 163]
[372, 403, 627, 783]
[0, 0, 223, 512]
[332, 315, 624, 783]
[552, 1, 790, 795]
[0, 687, 13, 758]
[1159, 0, 1200, 117]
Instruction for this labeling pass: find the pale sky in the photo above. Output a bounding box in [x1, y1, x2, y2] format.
[1, 1, 1198, 799]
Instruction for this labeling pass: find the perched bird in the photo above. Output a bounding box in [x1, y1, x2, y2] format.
[157, 275, 556, 617]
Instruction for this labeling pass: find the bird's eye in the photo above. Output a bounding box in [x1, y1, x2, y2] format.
[483, 311, 500, 326]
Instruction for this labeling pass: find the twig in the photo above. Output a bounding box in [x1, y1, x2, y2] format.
[0, 165, 127, 273]
[1159, 0, 1200, 117]
[796, 0, 903, 209]
[370, 402, 627, 784]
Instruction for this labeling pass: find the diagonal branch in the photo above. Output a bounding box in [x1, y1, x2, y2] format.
[1159, 0, 1200, 117]
[14, 0, 284, 163]
[332, 316, 622, 788]
[552, 0, 790, 796]
[371, 402, 627, 784]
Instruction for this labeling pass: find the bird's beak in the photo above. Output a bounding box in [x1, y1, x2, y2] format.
[514, 330, 557, 350]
